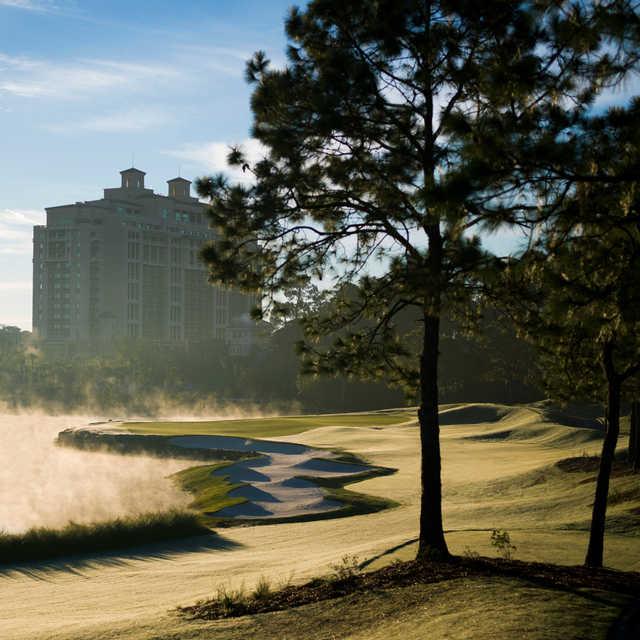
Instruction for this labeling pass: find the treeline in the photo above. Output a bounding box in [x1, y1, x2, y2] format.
[0, 311, 540, 415]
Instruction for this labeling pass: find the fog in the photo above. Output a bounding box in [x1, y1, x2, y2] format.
[0, 393, 298, 421]
[0, 413, 193, 534]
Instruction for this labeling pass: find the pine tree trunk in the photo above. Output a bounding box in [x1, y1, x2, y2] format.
[585, 346, 621, 568]
[417, 310, 449, 560]
[630, 400, 640, 473]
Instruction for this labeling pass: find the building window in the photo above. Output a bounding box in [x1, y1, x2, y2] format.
[127, 242, 139, 260]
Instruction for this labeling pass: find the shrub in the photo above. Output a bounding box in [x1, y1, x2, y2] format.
[252, 575, 272, 600]
[213, 584, 247, 615]
[462, 546, 480, 559]
[329, 554, 361, 581]
[490, 529, 517, 560]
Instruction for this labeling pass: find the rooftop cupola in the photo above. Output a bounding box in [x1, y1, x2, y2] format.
[167, 176, 191, 199]
[120, 167, 146, 190]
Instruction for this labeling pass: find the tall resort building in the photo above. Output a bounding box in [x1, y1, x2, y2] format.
[33, 168, 257, 354]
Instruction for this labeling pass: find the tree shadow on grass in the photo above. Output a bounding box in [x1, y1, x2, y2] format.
[0, 531, 241, 582]
[362, 537, 637, 611]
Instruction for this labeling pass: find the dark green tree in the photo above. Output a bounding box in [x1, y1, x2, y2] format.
[452, 0, 640, 567]
[196, 1, 637, 558]
[504, 103, 640, 567]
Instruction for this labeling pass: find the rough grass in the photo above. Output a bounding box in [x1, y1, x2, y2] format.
[0, 510, 211, 564]
[120, 573, 629, 640]
[178, 555, 637, 640]
[123, 411, 415, 438]
[170, 577, 627, 640]
[172, 463, 247, 515]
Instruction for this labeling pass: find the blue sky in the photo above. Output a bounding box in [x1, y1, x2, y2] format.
[1, 1, 638, 330]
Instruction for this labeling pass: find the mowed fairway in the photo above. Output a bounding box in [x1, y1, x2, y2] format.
[122, 410, 415, 438]
[1, 405, 638, 640]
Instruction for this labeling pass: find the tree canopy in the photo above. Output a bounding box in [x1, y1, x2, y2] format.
[501, 99, 640, 566]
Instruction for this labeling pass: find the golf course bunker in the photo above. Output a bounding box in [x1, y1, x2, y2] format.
[169, 434, 371, 519]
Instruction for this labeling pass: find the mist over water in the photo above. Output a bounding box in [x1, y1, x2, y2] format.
[0, 414, 192, 534]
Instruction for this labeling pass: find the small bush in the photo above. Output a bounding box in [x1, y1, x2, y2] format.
[252, 575, 272, 600]
[329, 554, 361, 581]
[278, 570, 295, 590]
[462, 546, 480, 559]
[490, 529, 517, 560]
[213, 584, 247, 615]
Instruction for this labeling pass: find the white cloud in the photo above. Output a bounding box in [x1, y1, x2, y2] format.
[0, 52, 40, 71]
[177, 45, 250, 62]
[163, 138, 268, 183]
[172, 44, 248, 77]
[46, 107, 172, 133]
[0, 0, 56, 11]
[0, 53, 179, 99]
[81, 58, 179, 79]
[0, 208, 44, 255]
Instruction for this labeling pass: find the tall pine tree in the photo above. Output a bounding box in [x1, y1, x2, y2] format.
[197, 1, 638, 558]
[503, 102, 640, 567]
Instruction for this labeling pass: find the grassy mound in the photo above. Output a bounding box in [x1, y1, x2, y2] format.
[172, 463, 246, 515]
[454, 404, 604, 449]
[438, 403, 512, 425]
[179, 555, 639, 622]
[0, 510, 211, 564]
[123, 410, 414, 438]
[173, 576, 630, 640]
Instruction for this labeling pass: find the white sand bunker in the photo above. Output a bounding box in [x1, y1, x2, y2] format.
[169, 435, 369, 519]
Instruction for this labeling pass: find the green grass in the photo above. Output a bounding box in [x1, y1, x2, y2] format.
[123, 411, 415, 438]
[0, 510, 211, 564]
[172, 463, 246, 515]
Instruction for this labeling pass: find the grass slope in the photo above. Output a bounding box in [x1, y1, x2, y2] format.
[172, 463, 246, 515]
[176, 557, 637, 640]
[123, 411, 414, 438]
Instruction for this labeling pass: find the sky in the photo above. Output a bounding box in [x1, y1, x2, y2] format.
[1, 1, 638, 330]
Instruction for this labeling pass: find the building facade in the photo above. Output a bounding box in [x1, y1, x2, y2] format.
[33, 168, 257, 352]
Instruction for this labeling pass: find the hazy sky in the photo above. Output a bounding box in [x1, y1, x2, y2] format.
[1, 1, 637, 330]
